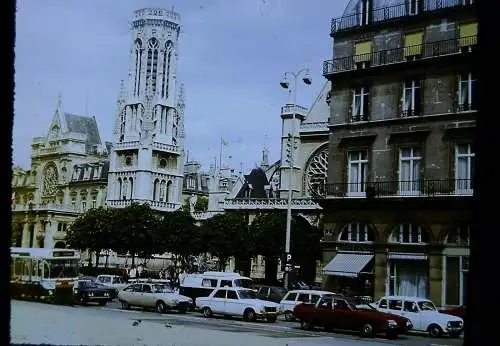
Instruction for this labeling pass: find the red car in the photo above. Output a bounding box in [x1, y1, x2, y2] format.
[293, 296, 412, 339]
[439, 306, 466, 320]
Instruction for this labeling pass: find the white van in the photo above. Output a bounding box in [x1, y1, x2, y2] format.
[179, 271, 254, 303]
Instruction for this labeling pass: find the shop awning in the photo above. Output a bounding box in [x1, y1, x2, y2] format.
[322, 253, 374, 278]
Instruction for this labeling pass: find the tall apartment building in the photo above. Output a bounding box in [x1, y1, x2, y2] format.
[317, 0, 476, 307]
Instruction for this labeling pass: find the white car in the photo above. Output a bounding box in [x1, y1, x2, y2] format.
[279, 289, 337, 321]
[196, 287, 280, 322]
[373, 296, 464, 338]
[96, 275, 128, 291]
[118, 282, 193, 313]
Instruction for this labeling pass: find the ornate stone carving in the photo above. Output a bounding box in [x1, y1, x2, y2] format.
[42, 163, 58, 197]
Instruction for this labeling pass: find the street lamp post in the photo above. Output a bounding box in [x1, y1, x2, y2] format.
[279, 68, 312, 289]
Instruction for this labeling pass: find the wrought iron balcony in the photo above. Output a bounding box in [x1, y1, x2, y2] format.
[330, 0, 475, 36]
[312, 178, 473, 199]
[221, 198, 322, 210]
[323, 35, 476, 76]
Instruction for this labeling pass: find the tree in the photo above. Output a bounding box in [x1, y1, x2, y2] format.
[194, 196, 208, 212]
[201, 212, 254, 271]
[154, 209, 201, 273]
[112, 203, 159, 266]
[65, 207, 118, 267]
[250, 212, 322, 285]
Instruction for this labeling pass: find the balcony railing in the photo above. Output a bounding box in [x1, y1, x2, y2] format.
[107, 199, 180, 211]
[313, 178, 473, 199]
[221, 198, 322, 210]
[323, 36, 477, 76]
[281, 104, 308, 117]
[330, 0, 474, 36]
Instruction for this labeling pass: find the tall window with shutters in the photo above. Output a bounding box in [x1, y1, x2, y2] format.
[455, 144, 474, 194]
[401, 79, 421, 117]
[459, 22, 478, 51]
[352, 87, 370, 122]
[404, 32, 424, 59]
[458, 72, 477, 111]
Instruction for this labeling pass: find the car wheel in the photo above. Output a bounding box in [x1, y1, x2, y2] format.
[428, 324, 442, 338]
[284, 311, 295, 322]
[266, 315, 277, 323]
[120, 300, 130, 310]
[202, 307, 213, 318]
[300, 319, 313, 330]
[156, 301, 167, 313]
[361, 323, 374, 338]
[98, 300, 107, 306]
[243, 308, 256, 322]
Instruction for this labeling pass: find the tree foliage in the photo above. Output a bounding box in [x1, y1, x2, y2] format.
[65, 207, 118, 267]
[201, 212, 253, 270]
[111, 203, 159, 265]
[194, 196, 208, 212]
[155, 209, 201, 267]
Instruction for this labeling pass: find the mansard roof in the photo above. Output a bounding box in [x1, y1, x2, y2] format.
[70, 161, 109, 183]
[64, 113, 101, 146]
[235, 167, 270, 199]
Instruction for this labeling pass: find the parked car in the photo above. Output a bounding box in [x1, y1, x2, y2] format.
[293, 295, 412, 339]
[96, 274, 128, 291]
[373, 296, 464, 338]
[255, 285, 288, 303]
[196, 287, 280, 322]
[73, 279, 117, 306]
[118, 282, 193, 313]
[280, 289, 337, 321]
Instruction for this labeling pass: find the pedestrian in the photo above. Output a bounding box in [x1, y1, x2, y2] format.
[137, 264, 144, 278]
[159, 269, 164, 280]
[129, 265, 137, 281]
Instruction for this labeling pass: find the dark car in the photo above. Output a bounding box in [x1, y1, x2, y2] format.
[294, 296, 412, 339]
[73, 280, 118, 306]
[255, 285, 288, 303]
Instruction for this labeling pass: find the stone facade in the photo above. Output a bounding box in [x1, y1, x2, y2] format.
[319, 0, 476, 307]
[106, 8, 185, 212]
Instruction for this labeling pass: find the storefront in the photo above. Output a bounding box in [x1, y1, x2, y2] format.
[386, 252, 429, 298]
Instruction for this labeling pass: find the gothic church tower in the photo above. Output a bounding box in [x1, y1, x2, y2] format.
[107, 8, 185, 211]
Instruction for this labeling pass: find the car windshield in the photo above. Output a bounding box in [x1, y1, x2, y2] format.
[152, 284, 173, 293]
[234, 279, 253, 289]
[238, 290, 257, 299]
[355, 303, 377, 311]
[418, 301, 436, 311]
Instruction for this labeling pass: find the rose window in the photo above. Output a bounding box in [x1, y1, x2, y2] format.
[305, 147, 328, 196]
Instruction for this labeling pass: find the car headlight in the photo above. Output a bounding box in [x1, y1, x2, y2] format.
[406, 320, 413, 328]
[387, 319, 397, 327]
[89, 292, 94, 297]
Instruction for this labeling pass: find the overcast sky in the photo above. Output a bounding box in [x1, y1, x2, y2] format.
[14, 0, 345, 172]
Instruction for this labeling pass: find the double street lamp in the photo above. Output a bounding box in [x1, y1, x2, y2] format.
[279, 68, 312, 289]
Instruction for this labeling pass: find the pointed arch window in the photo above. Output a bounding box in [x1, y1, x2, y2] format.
[122, 179, 129, 200]
[134, 39, 142, 97]
[159, 180, 167, 202]
[128, 177, 134, 200]
[153, 179, 160, 201]
[162, 41, 173, 99]
[339, 222, 374, 243]
[166, 180, 173, 202]
[146, 38, 159, 93]
[391, 224, 429, 244]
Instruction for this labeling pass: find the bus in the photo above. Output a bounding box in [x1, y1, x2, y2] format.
[10, 247, 81, 304]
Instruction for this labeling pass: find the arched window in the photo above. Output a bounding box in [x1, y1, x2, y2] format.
[128, 177, 134, 199]
[446, 225, 470, 246]
[153, 179, 160, 201]
[70, 190, 77, 210]
[117, 178, 122, 200]
[134, 39, 142, 97]
[80, 190, 88, 211]
[391, 224, 429, 244]
[122, 179, 129, 200]
[338, 222, 375, 242]
[146, 38, 159, 93]
[159, 180, 166, 202]
[166, 180, 173, 202]
[304, 146, 328, 196]
[162, 40, 173, 99]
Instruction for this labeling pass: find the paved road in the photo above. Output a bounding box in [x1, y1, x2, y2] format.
[11, 300, 462, 346]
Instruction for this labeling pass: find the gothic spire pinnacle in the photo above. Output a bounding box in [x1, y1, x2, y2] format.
[118, 80, 126, 103]
[261, 134, 269, 169]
